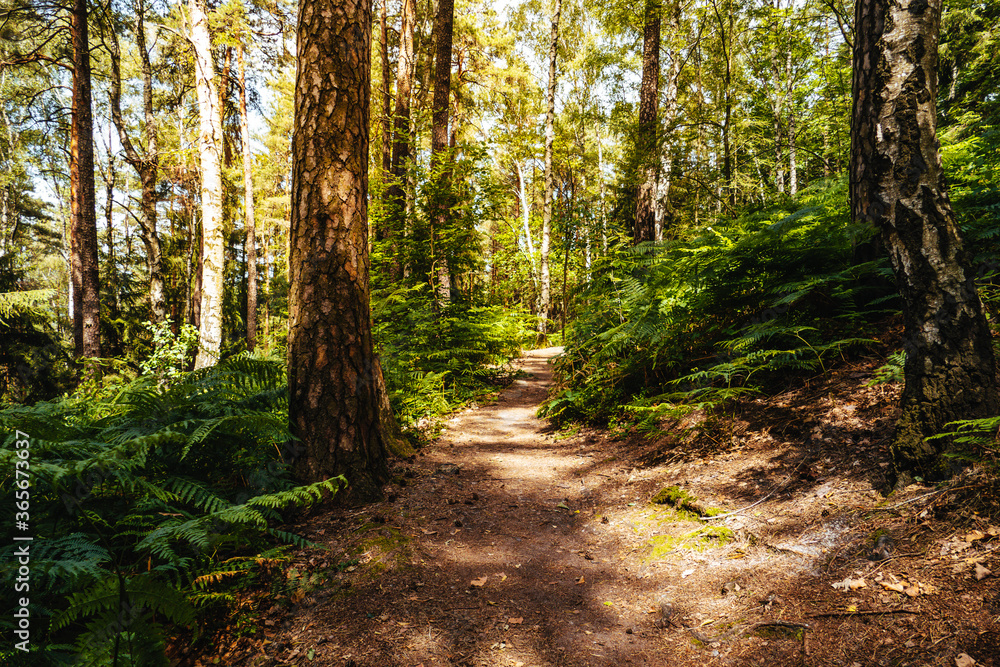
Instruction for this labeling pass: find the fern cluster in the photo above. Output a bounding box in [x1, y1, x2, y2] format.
[547, 177, 891, 425]
[373, 282, 533, 430]
[0, 356, 344, 665]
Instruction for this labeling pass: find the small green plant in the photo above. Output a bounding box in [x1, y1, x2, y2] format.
[868, 351, 906, 386]
[930, 415, 1000, 470]
[139, 320, 200, 384]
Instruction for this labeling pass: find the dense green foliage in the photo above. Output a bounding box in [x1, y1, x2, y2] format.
[0, 357, 343, 664]
[545, 177, 892, 425]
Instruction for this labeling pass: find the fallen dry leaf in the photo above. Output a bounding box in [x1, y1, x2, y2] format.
[965, 530, 985, 542]
[881, 581, 906, 593]
[576, 576, 585, 585]
[955, 653, 977, 667]
[470, 576, 488, 587]
[420, 528, 437, 535]
[975, 563, 991, 580]
[508, 617, 523, 624]
[833, 577, 867, 591]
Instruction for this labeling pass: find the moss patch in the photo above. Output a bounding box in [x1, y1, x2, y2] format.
[646, 525, 735, 559]
[650, 485, 721, 517]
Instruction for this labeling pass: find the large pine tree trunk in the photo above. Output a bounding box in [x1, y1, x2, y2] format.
[387, 0, 416, 282]
[70, 0, 100, 359]
[110, 2, 166, 323]
[539, 0, 561, 337]
[851, 0, 999, 482]
[430, 0, 455, 308]
[238, 44, 258, 351]
[634, 0, 659, 245]
[289, 0, 398, 497]
[189, 0, 225, 369]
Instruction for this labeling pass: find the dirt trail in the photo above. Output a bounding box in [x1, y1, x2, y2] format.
[238, 348, 1000, 667]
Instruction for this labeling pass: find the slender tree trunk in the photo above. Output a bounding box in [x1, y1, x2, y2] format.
[539, 0, 561, 338]
[851, 0, 999, 483]
[387, 0, 416, 281]
[516, 162, 538, 290]
[110, 2, 166, 323]
[656, 0, 681, 240]
[290, 0, 402, 497]
[238, 44, 258, 351]
[70, 0, 100, 359]
[788, 111, 797, 196]
[380, 0, 392, 177]
[430, 0, 455, 308]
[634, 0, 660, 245]
[189, 0, 225, 368]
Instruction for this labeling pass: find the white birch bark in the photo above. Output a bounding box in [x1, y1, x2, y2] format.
[189, 0, 225, 369]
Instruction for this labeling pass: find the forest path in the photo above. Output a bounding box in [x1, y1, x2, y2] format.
[246, 348, 1000, 667]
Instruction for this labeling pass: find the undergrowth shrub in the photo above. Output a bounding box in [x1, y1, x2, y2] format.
[546, 178, 891, 426]
[373, 283, 533, 430]
[0, 356, 343, 665]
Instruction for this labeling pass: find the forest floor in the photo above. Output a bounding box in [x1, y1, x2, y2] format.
[183, 348, 1000, 667]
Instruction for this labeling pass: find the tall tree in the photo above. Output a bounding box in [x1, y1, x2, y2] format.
[387, 0, 416, 281]
[289, 0, 397, 497]
[70, 0, 100, 358]
[109, 0, 167, 323]
[851, 0, 999, 482]
[633, 0, 659, 245]
[539, 0, 561, 337]
[430, 0, 455, 307]
[238, 42, 258, 351]
[189, 0, 225, 369]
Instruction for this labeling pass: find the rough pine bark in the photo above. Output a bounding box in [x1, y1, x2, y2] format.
[539, 0, 561, 337]
[430, 0, 455, 307]
[634, 0, 659, 245]
[289, 0, 400, 497]
[851, 0, 999, 482]
[239, 44, 258, 351]
[190, 0, 225, 369]
[70, 0, 100, 359]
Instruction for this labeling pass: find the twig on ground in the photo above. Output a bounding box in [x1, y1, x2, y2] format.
[688, 620, 810, 645]
[808, 608, 919, 618]
[700, 457, 808, 521]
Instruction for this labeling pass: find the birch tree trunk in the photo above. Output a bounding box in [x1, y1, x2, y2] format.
[289, 0, 401, 497]
[238, 44, 258, 351]
[539, 0, 561, 338]
[634, 0, 659, 245]
[851, 0, 999, 483]
[189, 0, 225, 369]
[516, 161, 538, 290]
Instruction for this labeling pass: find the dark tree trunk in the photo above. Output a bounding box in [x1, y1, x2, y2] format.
[70, 0, 100, 359]
[387, 0, 416, 282]
[539, 0, 561, 337]
[851, 0, 999, 483]
[380, 0, 392, 177]
[289, 0, 401, 498]
[634, 0, 660, 245]
[430, 0, 455, 307]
